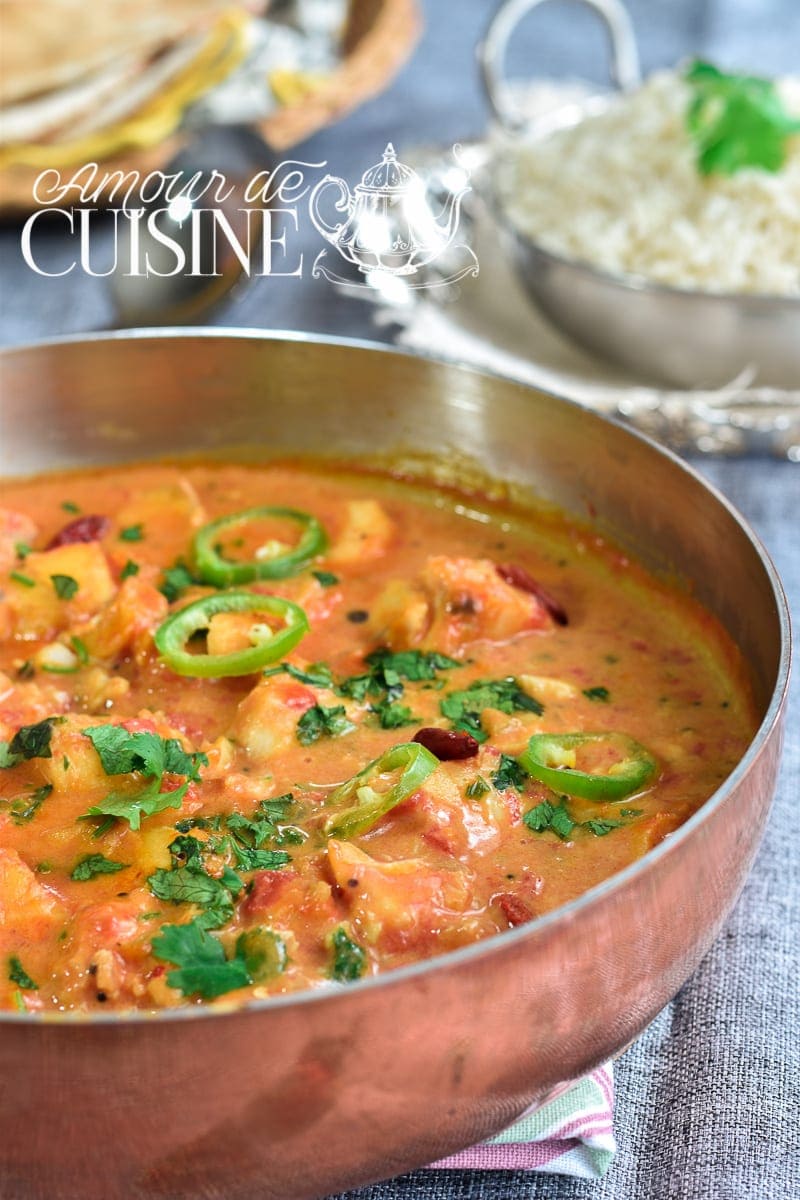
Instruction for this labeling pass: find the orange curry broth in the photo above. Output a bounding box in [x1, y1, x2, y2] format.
[0, 461, 757, 1013]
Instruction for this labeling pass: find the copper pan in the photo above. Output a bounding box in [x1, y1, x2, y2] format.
[0, 332, 790, 1200]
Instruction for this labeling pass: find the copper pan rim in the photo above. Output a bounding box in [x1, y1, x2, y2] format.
[0, 327, 792, 1029]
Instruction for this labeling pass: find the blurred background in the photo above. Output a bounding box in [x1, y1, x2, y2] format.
[1, 0, 798, 347]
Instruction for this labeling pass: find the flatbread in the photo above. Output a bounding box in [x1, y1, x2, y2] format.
[0, 0, 264, 106]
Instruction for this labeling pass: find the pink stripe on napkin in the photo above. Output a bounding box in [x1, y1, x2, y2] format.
[427, 1065, 616, 1180]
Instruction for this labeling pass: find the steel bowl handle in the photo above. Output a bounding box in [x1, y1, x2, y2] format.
[478, 0, 642, 131]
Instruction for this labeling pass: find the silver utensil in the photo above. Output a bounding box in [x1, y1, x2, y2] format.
[477, 0, 800, 389]
[108, 167, 259, 326]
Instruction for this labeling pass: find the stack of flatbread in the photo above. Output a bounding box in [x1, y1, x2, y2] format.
[0, 0, 266, 206]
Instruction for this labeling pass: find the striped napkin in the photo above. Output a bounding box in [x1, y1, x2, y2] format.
[427, 1064, 616, 1180]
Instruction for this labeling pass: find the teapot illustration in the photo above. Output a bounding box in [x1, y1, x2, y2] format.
[309, 143, 470, 276]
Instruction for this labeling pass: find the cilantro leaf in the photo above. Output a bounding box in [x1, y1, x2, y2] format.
[329, 926, 366, 982]
[370, 698, 417, 730]
[232, 846, 291, 872]
[51, 574, 79, 600]
[85, 779, 189, 832]
[147, 864, 242, 930]
[264, 662, 334, 689]
[524, 800, 625, 840]
[120, 560, 140, 580]
[583, 818, 623, 837]
[1, 718, 58, 767]
[441, 678, 544, 742]
[168, 834, 207, 870]
[523, 800, 575, 840]
[296, 704, 355, 746]
[119, 524, 144, 542]
[583, 686, 610, 702]
[336, 673, 373, 702]
[465, 776, 490, 799]
[311, 570, 339, 587]
[685, 60, 800, 176]
[82, 726, 207, 830]
[151, 920, 251, 999]
[365, 647, 460, 683]
[4, 783, 53, 824]
[83, 726, 205, 782]
[70, 854, 128, 881]
[491, 754, 529, 792]
[159, 561, 200, 602]
[8, 956, 38, 990]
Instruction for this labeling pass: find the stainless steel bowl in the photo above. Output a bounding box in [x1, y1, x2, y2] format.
[0, 331, 791, 1200]
[478, 0, 800, 388]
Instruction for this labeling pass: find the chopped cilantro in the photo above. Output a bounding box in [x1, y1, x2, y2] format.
[174, 815, 222, 833]
[84, 725, 204, 781]
[465, 776, 490, 799]
[8, 956, 38, 990]
[71, 854, 128, 881]
[264, 661, 334, 689]
[336, 648, 459, 707]
[14, 541, 32, 560]
[159, 561, 199, 602]
[0, 718, 58, 767]
[525, 800, 628, 840]
[583, 818, 623, 837]
[16, 661, 35, 680]
[119, 524, 144, 542]
[168, 834, 207, 871]
[366, 648, 460, 684]
[147, 864, 243, 930]
[10, 571, 35, 588]
[441, 678, 543, 742]
[311, 570, 339, 587]
[335, 673, 373, 702]
[232, 846, 292, 872]
[523, 800, 575, 840]
[491, 754, 529, 792]
[370, 698, 417, 730]
[296, 704, 355, 746]
[329, 927, 367, 983]
[583, 686, 610, 702]
[120, 560, 140, 580]
[61, 501, 80, 514]
[620, 808, 643, 817]
[51, 573, 79, 600]
[151, 919, 252, 999]
[82, 725, 207, 831]
[7, 784, 53, 824]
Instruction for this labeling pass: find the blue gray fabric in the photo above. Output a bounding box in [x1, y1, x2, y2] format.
[0, 3, 798, 1198]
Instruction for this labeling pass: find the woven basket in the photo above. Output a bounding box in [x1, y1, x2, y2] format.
[0, 0, 422, 214]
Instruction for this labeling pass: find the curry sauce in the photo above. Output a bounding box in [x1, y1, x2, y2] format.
[0, 461, 757, 1012]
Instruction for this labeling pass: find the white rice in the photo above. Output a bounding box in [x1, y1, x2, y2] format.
[498, 70, 800, 296]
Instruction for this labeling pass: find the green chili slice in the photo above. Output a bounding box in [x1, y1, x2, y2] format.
[324, 742, 438, 839]
[518, 733, 657, 802]
[193, 506, 327, 586]
[154, 592, 308, 678]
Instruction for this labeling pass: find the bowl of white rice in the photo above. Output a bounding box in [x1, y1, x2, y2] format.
[492, 69, 800, 388]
